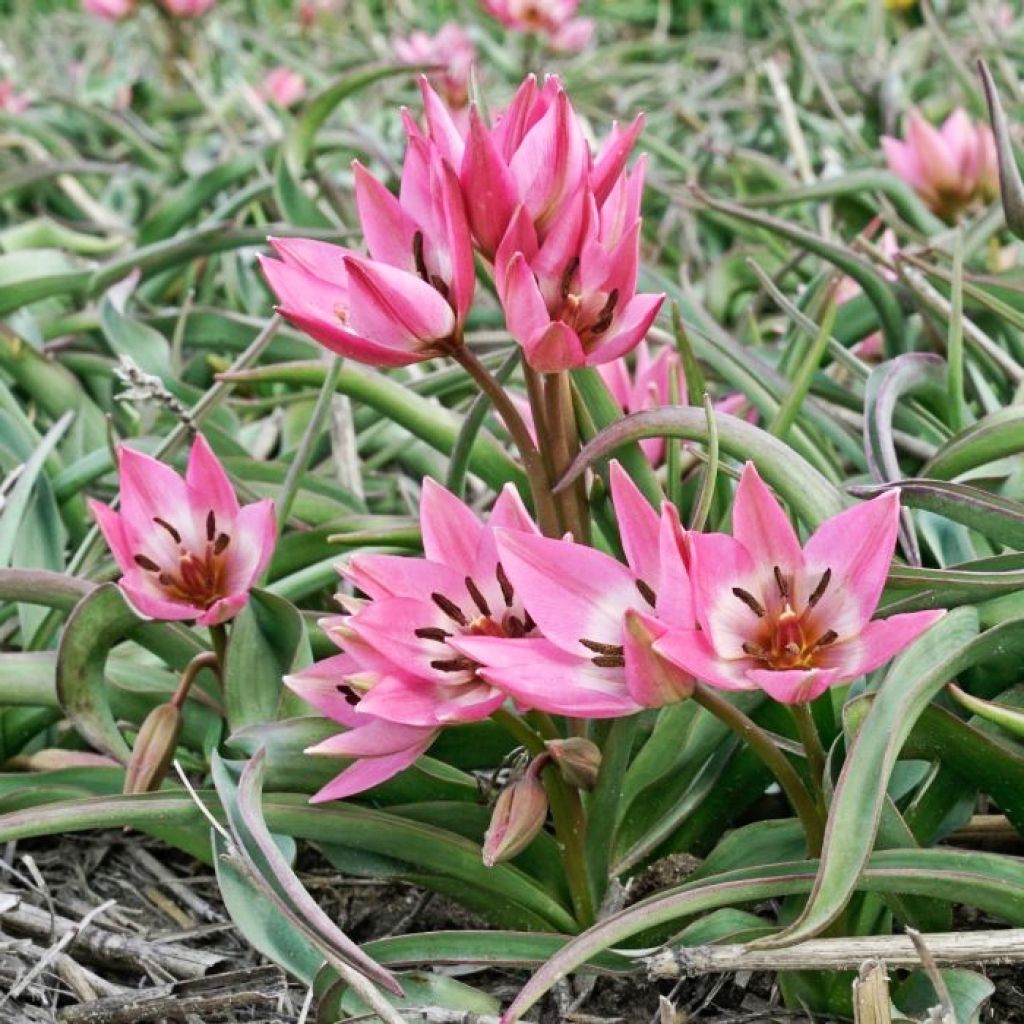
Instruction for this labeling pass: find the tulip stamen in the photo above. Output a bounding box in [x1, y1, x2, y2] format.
[431, 592, 468, 626]
[773, 565, 790, 599]
[732, 587, 766, 617]
[154, 518, 181, 544]
[636, 579, 657, 607]
[134, 554, 161, 572]
[206, 510, 216, 543]
[580, 638, 624, 655]
[808, 568, 832, 608]
[465, 576, 492, 617]
[415, 626, 452, 642]
[496, 564, 515, 607]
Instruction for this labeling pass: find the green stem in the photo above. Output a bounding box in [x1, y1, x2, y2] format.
[450, 345, 560, 537]
[209, 623, 229, 680]
[692, 683, 824, 857]
[170, 651, 220, 710]
[790, 702, 828, 798]
[493, 709, 595, 926]
[544, 372, 590, 543]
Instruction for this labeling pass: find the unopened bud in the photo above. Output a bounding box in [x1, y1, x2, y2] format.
[546, 737, 602, 790]
[123, 703, 182, 795]
[482, 772, 548, 867]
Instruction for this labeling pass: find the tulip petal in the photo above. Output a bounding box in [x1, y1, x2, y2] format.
[461, 107, 518, 259]
[269, 236, 353, 289]
[500, 251, 551, 349]
[591, 114, 644, 206]
[221, 499, 277, 594]
[196, 593, 249, 626]
[419, 477, 486, 579]
[732, 462, 804, 586]
[88, 500, 134, 573]
[117, 446, 192, 545]
[745, 667, 841, 705]
[353, 161, 415, 271]
[623, 608, 694, 706]
[609, 460, 661, 585]
[525, 321, 585, 372]
[653, 628, 756, 692]
[119, 574, 200, 622]
[818, 610, 946, 679]
[309, 741, 434, 803]
[495, 528, 640, 653]
[185, 434, 240, 526]
[587, 292, 664, 366]
[285, 655, 363, 725]
[802, 491, 900, 636]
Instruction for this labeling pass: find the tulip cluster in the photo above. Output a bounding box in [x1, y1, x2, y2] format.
[281, 463, 942, 806]
[261, 74, 663, 374]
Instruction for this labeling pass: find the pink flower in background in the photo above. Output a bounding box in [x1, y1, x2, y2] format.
[654, 463, 945, 705]
[495, 155, 663, 370]
[259, 236, 460, 366]
[286, 657, 437, 802]
[481, 0, 595, 51]
[0, 80, 28, 114]
[599, 342, 685, 464]
[334, 479, 541, 727]
[82, 0, 136, 19]
[89, 435, 276, 626]
[882, 109, 998, 219]
[159, 0, 216, 15]
[299, 0, 343, 27]
[261, 67, 306, 108]
[455, 463, 695, 714]
[394, 23, 476, 113]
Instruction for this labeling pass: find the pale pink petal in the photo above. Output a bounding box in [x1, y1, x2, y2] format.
[488, 483, 540, 536]
[419, 477, 486, 577]
[117, 446, 194, 547]
[500, 251, 551, 349]
[285, 655, 363, 724]
[419, 76, 465, 168]
[196, 592, 249, 626]
[881, 137, 928, 195]
[609, 460, 661, 585]
[550, 16, 594, 52]
[653, 628, 757, 692]
[268, 236, 352, 289]
[906, 110, 959, 194]
[342, 553, 468, 604]
[89, 500, 134, 573]
[119, 574, 200, 622]
[221, 499, 277, 593]
[308, 717, 435, 757]
[353, 161, 415, 271]
[802, 490, 900, 636]
[495, 528, 640, 652]
[524, 321, 586, 372]
[817, 610, 946, 679]
[745, 667, 841, 705]
[587, 292, 664, 366]
[309, 741, 435, 802]
[623, 609, 694, 706]
[654, 505, 694, 630]
[185, 434, 240, 525]
[731, 462, 804, 585]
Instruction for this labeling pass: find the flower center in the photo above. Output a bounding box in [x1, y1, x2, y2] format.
[555, 258, 618, 352]
[733, 565, 837, 671]
[132, 510, 232, 610]
[414, 564, 535, 675]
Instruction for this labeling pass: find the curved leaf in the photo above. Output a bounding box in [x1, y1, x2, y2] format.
[923, 406, 1024, 480]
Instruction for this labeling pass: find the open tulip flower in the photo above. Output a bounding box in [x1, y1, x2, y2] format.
[481, 0, 595, 52]
[328, 479, 543, 728]
[285, 656, 438, 802]
[454, 463, 695, 713]
[394, 23, 476, 113]
[882, 108, 998, 220]
[89, 435, 276, 626]
[653, 464, 945, 705]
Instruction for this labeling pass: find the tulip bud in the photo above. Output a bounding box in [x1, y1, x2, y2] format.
[123, 703, 183, 795]
[545, 737, 602, 790]
[482, 772, 548, 867]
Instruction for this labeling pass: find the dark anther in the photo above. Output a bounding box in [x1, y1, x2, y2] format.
[159, 573, 173, 586]
[732, 587, 766, 617]
[206, 510, 216, 542]
[335, 684, 361, 706]
[559, 256, 580, 300]
[808, 568, 832, 608]
[496, 563, 515, 607]
[431, 592, 468, 626]
[430, 274, 450, 300]
[415, 626, 452, 642]
[592, 654, 626, 668]
[413, 231, 429, 282]
[589, 289, 619, 336]
[580, 638, 625, 656]
[134, 554, 161, 572]
[153, 518, 181, 544]
[773, 566, 790, 599]
[465, 576, 491, 617]
[636, 579, 657, 607]
[811, 629, 838, 650]
[431, 656, 473, 673]
[522, 611, 536, 633]
[505, 615, 526, 637]
[742, 641, 766, 658]
[214, 533, 230, 555]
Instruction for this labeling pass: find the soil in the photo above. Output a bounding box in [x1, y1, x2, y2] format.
[0, 833, 1021, 1023]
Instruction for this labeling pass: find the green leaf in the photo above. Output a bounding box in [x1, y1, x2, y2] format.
[0, 249, 89, 314]
[923, 406, 1024, 480]
[99, 293, 172, 378]
[892, 968, 994, 1024]
[223, 590, 310, 731]
[560, 406, 846, 530]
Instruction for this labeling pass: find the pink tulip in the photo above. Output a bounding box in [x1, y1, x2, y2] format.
[82, 0, 135, 19]
[285, 656, 437, 802]
[258, 236, 459, 367]
[261, 67, 306, 108]
[394, 23, 476, 112]
[159, 0, 216, 15]
[330, 479, 541, 727]
[88, 435, 276, 626]
[494, 156, 664, 371]
[454, 463, 695, 714]
[598, 342, 684, 464]
[882, 109, 999, 219]
[653, 463, 945, 705]
[0, 80, 28, 114]
[481, 0, 594, 51]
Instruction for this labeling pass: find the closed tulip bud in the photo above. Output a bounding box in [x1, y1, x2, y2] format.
[482, 772, 548, 867]
[545, 737, 602, 790]
[123, 703, 182, 794]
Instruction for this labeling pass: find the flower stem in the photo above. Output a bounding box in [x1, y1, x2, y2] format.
[450, 345, 561, 537]
[208, 623, 229, 679]
[543, 372, 590, 543]
[692, 683, 824, 857]
[790, 702, 828, 797]
[493, 708, 595, 926]
[170, 652, 220, 710]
